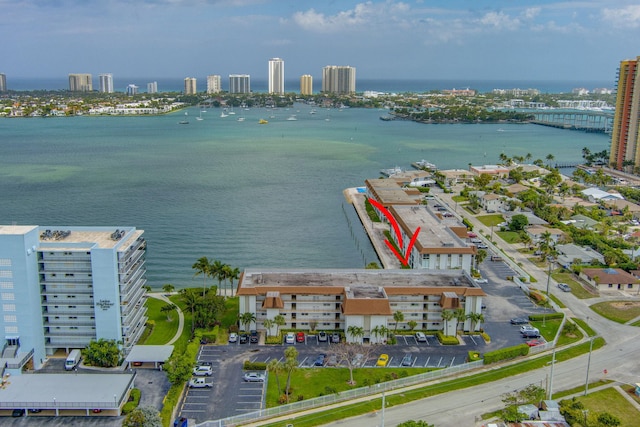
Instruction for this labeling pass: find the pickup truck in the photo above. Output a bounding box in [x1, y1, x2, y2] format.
[189, 377, 213, 388]
[192, 363, 213, 376]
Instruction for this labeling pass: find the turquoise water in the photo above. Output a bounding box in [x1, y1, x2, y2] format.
[0, 105, 609, 288]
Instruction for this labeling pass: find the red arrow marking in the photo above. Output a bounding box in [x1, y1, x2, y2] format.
[368, 198, 421, 266]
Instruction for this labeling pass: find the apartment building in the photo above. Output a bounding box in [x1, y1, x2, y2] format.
[1, 73, 8, 92]
[184, 77, 197, 95]
[322, 66, 356, 94]
[207, 75, 222, 94]
[610, 56, 640, 170]
[237, 269, 485, 343]
[268, 58, 284, 94]
[0, 225, 148, 372]
[300, 74, 313, 95]
[98, 73, 114, 93]
[68, 74, 93, 92]
[229, 74, 251, 94]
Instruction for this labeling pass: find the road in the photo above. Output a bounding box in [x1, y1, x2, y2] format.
[321, 187, 640, 426]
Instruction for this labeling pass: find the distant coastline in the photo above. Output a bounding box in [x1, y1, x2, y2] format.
[3, 77, 615, 94]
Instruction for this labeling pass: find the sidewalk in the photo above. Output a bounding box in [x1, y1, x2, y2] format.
[147, 292, 185, 345]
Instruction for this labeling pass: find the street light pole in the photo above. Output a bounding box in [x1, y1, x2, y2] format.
[584, 337, 594, 395]
[544, 258, 553, 327]
[548, 348, 556, 399]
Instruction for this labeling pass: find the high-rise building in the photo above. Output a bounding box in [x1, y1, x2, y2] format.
[610, 56, 640, 171]
[0, 225, 148, 371]
[300, 74, 313, 95]
[147, 81, 158, 94]
[68, 74, 93, 92]
[0, 73, 6, 92]
[229, 74, 251, 94]
[126, 84, 139, 96]
[98, 73, 114, 93]
[207, 75, 222, 94]
[322, 66, 356, 94]
[184, 77, 197, 95]
[268, 58, 284, 94]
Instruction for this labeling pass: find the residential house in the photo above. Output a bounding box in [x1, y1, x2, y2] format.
[555, 244, 604, 268]
[526, 225, 565, 245]
[604, 199, 640, 220]
[469, 165, 510, 177]
[579, 267, 640, 292]
[581, 187, 624, 203]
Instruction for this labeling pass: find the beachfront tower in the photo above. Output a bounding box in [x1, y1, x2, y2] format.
[98, 74, 114, 93]
[184, 77, 197, 95]
[147, 81, 158, 94]
[0, 73, 7, 92]
[300, 74, 313, 95]
[229, 74, 251, 94]
[610, 56, 640, 172]
[207, 75, 222, 94]
[322, 66, 356, 94]
[268, 58, 285, 94]
[68, 74, 93, 92]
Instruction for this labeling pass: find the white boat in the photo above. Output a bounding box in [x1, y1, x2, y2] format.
[196, 111, 204, 121]
[178, 112, 189, 124]
[237, 117, 245, 122]
[220, 112, 228, 118]
[287, 115, 297, 121]
[380, 166, 403, 177]
[415, 159, 437, 170]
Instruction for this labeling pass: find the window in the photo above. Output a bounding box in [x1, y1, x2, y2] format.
[3, 315, 17, 322]
[2, 304, 16, 311]
[0, 282, 14, 289]
[1, 293, 15, 301]
[628, 284, 634, 289]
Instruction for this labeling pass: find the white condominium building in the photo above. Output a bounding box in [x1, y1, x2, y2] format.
[68, 74, 93, 92]
[322, 66, 356, 94]
[98, 74, 114, 93]
[229, 74, 251, 94]
[184, 77, 197, 95]
[1, 73, 8, 92]
[0, 225, 148, 373]
[300, 74, 313, 95]
[268, 58, 284, 94]
[147, 81, 158, 94]
[207, 75, 222, 94]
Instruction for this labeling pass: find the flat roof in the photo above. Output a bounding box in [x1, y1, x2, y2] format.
[38, 226, 143, 250]
[125, 345, 174, 363]
[0, 373, 135, 409]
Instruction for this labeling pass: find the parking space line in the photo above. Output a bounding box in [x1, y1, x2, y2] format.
[424, 356, 430, 367]
[436, 357, 443, 367]
[450, 357, 456, 367]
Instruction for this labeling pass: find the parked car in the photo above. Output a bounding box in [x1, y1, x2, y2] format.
[228, 332, 238, 343]
[193, 363, 213, 376]
[250, 330, 259, 344]
[189, 377, 213, 388]
[557, 283, 571, 292]
[296, 332, 305, 343]
[331, 333, 341, 343]
[376, 354, 389, 367]
[520, 325, 537, 333]
[314, 354, 326, 366]
[526, 339, 545, 347]
[475, 278, 488, 284]
[401, 354, 413, 367]
[239, 334, 249, 344]
[415, 331, 427, 342]
[243, 372, 265, 382]
[477, 244, 489, 249]
[510, 317, 529, 325]
[318, 331, 328, 342]
[325, 354, 338, 366]
[522, 329, 541, 338]
[351, 353, 364, 367]
[12, 409, 25, 417]
[285, 332, 295, 344]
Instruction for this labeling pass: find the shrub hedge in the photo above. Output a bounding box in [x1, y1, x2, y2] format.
[483, 344, 529, 365]
[121, 388, 141, 414]
[436, 331, 459, 345]
[467, 351, 482, 362]
[529, 312, 564, 321]
[243, 361, 267, 371]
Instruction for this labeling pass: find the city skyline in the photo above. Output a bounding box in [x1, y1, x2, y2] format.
[1, 1, 639, 82]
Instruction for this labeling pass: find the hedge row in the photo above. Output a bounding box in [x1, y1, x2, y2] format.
[122, 388, 141, 414]
[483, 343, 529, 365]
[436, 331, 459, 345]
[462, 218, 474, 231]
[244, 361, 267, 371]
[467, 351, 482, 362]
[529, 312, 564, 321]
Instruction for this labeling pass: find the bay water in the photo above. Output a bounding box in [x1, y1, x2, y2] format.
[0, 104, 609, 288]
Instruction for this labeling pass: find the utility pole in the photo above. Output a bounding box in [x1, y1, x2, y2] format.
[544, 257, 553, 326]
[548, 348, 556, 399]
[584, 337, 594, 395]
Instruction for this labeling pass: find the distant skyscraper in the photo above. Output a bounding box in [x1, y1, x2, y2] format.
[147, 81, 158, 94]
[0, 73, 6, 92]
[229, 74, 251, 94]
[300, 75, 313, 95]
[184, 77, 197, 95]
[68, 73, 93, 92]
[126, 84, 139, 96]
[610, 56, 640, 171]
[322, 66, 356, 94]
[268, 58, 285, 94]
[98, 73, 114, 93]
[207, 75, 222, 94]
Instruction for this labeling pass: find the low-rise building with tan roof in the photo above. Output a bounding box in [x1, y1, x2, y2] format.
[579, 268, 640, 292]
[237, 269, 486, 343]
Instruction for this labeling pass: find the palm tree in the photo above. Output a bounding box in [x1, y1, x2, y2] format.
[441, 310, 455, 336]
[209, 260, 226, 293]
[273, 314, 286, 336]
[347, 325, 365, 343]
[263, 318, 274, 338]
[393, 310, 405, 333]
[454, 308, 467, 332]
[525, 152, 532, 163]
[160, 303, 177, 321]
[161, 284, 175, 294]
[192, 256, 211, 297]
[239, 312, 256, 332]
[267, 358, 284, 396]
[467, 312, 485, 332]
[179, 288, 199, 335]
[545, 153, 555, 167]
[371, 325, 382, 343]
[283, 346, 298, 402]
[226, 266, 241, 296]
[407, 320, 417, 331]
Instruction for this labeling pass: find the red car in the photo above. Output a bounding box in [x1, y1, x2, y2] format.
[526, 339, 544, 347]
[296, 332, 305, 343]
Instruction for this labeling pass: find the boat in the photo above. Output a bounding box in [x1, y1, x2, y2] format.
[178, 112, 189, 124]
[286, 115, 298, 121]
[413, 159, 437, 170]
[258, 119, 268, 124]
[220, 112, 228, 118]
[237, 117, 245, 122]
[380, 166, 403, 177]
[196, 111, 204, 121]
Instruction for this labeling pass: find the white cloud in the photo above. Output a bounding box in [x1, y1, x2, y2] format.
[602, 5, 640, 28]
[478, 11, 521, 31]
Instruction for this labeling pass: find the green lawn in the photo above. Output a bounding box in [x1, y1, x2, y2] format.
[221, 297, 239, 328]
[530, 318, 562, 342]
[451, 195, 468, 202]
[552, 271, 598, 299]
[572, 317, 597, 337]
[476, 214, 505, 227]
[495, 231, 521, 244]
[591, 301, 640, 324]
[566, 387, 640, 427]
[266, 367, 433, 407]
[141, 296, 180, 345]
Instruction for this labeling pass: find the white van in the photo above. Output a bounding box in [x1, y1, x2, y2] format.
[65, 349, 81, 371]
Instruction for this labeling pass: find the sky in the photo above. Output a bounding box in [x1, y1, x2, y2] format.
[2, 0, 640, 82]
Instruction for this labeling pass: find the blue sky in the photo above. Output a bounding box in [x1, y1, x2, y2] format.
[2, 0, 639, 82]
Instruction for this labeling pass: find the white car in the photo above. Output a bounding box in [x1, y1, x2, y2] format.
[243, 372, 265, 382]
[192, 363, 213, 376]
[285, 332, 295, 344]
[475, 278, 488, 284]
[189, 377, 213, 388]
[415, 332, 427, 342]
[228, 332, 238, 343]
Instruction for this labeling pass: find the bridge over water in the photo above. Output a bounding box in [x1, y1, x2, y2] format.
[529, 109, 614, 133]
